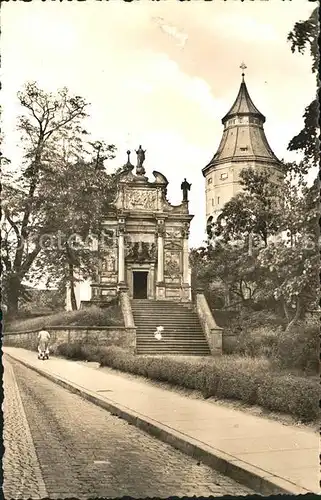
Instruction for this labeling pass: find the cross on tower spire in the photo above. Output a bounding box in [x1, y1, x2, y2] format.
[240, 62, 247, 81]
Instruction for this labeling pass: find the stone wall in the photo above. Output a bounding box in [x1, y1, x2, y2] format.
[195, 292, 223, 356]
[2, 326, 136, 353]
[119, 291, 135, 328]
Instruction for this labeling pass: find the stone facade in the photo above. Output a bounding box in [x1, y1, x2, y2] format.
[203, 74, 284, 223]
[88, 150, 193, 305]
[3, 326, 136, 353]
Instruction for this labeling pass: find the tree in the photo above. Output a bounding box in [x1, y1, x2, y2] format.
[257, 241, 318, 330]
[203, 162, 319, 327]
[29, 148, 118, 310]
[208, 168, 282, 247]
[190, 241, 271, 310]
[287, 7, 319, 167]
[1, 82, 111, 316]
[199, 9, 320, 331]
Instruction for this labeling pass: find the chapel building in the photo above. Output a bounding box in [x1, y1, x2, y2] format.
[85, 148, 194, 304]
[66, 150, 222, 356]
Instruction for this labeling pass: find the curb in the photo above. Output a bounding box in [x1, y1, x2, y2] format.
[6, 353, 311, 496]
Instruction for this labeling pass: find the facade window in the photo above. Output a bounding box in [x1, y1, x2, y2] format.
[217, 196, 220, 205]
[240, 146, 248, 151]
[212, 198, 214, 207]
[220, 172, 228, 180]
[207, 177, 212, 184]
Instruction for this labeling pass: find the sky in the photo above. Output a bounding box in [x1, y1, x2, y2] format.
[1, 0, 316, 248]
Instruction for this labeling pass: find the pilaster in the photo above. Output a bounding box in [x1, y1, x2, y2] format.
[182, 222, 190, 285]
[118, 217, 126, 284]
[156, 219, 165, 284]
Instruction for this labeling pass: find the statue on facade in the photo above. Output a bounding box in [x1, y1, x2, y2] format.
[150, 242, 157, 260]
[135, 145, 146, 176]
[181, 178, 191, 202]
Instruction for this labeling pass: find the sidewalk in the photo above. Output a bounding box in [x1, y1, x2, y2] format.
[4, 347, 319, 495]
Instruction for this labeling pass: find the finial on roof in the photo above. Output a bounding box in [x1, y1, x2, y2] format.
[123, 149, 134, 171]
[240, 61, 247, 81]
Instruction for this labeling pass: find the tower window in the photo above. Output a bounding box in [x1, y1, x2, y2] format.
[220, 172, 228, 180]
[207, 177, 212, 184]
[240, 146, 248, 151]
[212, 198, 214, 206]
[217, 196, 220, 205]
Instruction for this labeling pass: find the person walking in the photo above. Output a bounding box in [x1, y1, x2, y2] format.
[154, 326, 164, 341]
[37, 327, 51, 356]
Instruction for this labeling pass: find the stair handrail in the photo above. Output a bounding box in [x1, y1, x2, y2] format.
[194, 289, 223, 356]
[119, 291, 136, 328]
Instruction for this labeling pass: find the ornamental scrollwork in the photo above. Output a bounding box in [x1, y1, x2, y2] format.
[125, 189, 157, 210]
[165, 250, 181, 278]
[181, 222, 190, 239]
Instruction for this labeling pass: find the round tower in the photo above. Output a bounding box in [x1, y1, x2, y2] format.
[203, 68, 284, 222]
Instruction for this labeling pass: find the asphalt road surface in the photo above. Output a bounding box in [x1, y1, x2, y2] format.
[3, 356, 254, 499]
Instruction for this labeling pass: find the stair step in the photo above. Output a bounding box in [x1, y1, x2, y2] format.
[131, 299, 209, 356]
[135, 325, 202, 329]
[137, 341, 207, 344]
[133, 318, 201, 322]
[137, 346, 209, 350]
[137, 334, 205, 337]
[136, 351, 210, 355]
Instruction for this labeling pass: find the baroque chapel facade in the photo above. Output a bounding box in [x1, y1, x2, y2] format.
[66, 149, 194, 309]
[202, 73, 284, 222]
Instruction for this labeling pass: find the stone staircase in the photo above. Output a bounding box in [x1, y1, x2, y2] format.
[131, 299, 211, 356]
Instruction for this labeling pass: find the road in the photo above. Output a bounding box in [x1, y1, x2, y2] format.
[3, 356, 254, 499]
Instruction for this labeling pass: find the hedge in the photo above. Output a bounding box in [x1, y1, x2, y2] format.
[5, 305, 124, 332]
[57, 343, 319, 423]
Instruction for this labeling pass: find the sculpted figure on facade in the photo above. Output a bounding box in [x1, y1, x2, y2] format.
[165, 250, 181, 278]
[150, 242, 157, 260]
[126, 189, 157, 210]
[102, 256, 115, 272]
[118, 218, 126, 235]
[126, 241, 157, 262]
[181, 222, 190, 239]
[156, 219, 166, 237]
[181, 178, 192, 202]
[135, 145, 146, 176]
[126, 241, 139, 259]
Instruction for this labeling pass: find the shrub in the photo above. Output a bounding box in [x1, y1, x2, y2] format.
[223, 310, 285, 357]
[202, 366, 220, 398]
[57, 342, 102, 362]
[6, 305, 124, 332]
[184, 363, 207, 392]
[226, 309, 286, 334]
[273, 320, 319, 373]
[146, 357, 176, 383]
[288, 377, 320, 422]
[234, 326, 280, 358]
[59, 343, 319, 422]
[101, 346, 135, 372]
[215, 356, 270, 404]
[131, 356, 153, 377]
[257, 374, 320, 422]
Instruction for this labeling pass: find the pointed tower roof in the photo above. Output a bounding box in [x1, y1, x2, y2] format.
[203, 72, 281, 175]
[221, 76, 265, 124]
